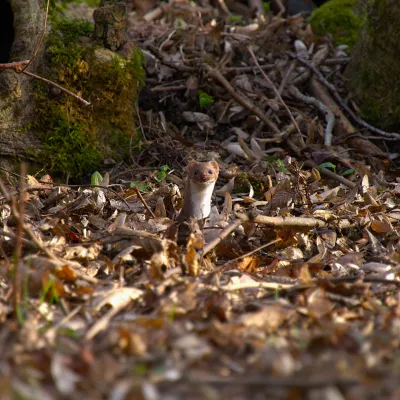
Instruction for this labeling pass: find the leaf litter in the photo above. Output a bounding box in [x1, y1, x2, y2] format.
[1, 0, 400, 398]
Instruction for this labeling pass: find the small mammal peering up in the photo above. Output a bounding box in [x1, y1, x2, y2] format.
[177, 160, 219, 223]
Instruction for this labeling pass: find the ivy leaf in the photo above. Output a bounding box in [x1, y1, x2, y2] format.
[319, 162, 336, 173]
[198, 90, 214, 108]
[342, 168, 356, 176]
[91, 171, 103, 186]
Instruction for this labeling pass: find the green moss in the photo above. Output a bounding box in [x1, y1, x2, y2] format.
[345, 0, 400, 130]
[309, 0, 362, 48]
[34, 17, 145, 179]
[51, 0, 101, 14]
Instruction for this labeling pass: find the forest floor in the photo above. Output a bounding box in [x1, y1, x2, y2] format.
[1, 1, 400, 399]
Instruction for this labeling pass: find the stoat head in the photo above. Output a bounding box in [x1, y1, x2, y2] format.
[187, 161, 219, 184]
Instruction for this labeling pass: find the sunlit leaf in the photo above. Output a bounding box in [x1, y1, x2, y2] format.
[198, 90, 214, 108]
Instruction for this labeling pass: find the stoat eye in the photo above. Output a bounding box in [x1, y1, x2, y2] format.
[208, 170, 212, 174]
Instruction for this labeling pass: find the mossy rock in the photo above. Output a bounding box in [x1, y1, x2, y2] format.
[34, 17, 145, 179]
[309, 0, 363, 48]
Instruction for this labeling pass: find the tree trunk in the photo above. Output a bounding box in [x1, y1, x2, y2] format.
[0, 0, 45, 157]
[0, 1, 143, 179]
[346, 0, 400, 130]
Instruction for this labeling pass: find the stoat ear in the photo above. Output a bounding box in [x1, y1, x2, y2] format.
[210, 161, 219, 173]
[187, 161, 198, 172]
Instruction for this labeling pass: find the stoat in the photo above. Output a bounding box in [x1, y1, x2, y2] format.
[177, 161, 219, 224]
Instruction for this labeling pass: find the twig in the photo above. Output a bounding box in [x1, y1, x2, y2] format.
[150, 85, 186, 92]
[224, 281, 294, 291]
[225, 64, 274, 73]
[22, 70, 90, 106]
[324, 57, 350, 65]
[44, 304, 84, 340]
[247, 47, 302, 137]
[287, 52, 400, 140]
[13, 164, 27, 319]
[143, 5, 164, 22]
[249, 0, 266, 17]
[273, 0, 286, 17]
[148, 45, 197, 72]
[201, 218, 244, 256]
[256, 115, 304, 144]
[37, 181, 135, 213]
[0, 60, 30, 70]
[205, 65, 280, 134]
[222, 238, 282, 267]
[235, 212, 327, 229]
[0, 229, 35, 248]
[134, 188, 156, 219]
[322, 276, 400, 287]
[303, 160, 355, 189]
[277, 61, 296, 97]
[185, 374, 359, 388]
[288, 85, 335, 146]
[20, 0, 50, 72]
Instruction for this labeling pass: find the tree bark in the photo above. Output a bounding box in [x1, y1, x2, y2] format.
[0, 0, 45, 157]
[346, 0, 400, 131]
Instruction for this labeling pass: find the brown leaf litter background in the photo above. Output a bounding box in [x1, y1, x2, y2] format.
[1, 0, 400, 398]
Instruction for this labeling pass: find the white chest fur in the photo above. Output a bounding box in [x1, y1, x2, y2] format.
[187, 179, 215, 220]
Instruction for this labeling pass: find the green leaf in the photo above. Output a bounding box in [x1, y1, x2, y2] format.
[156, 165, 170, 181]
[198, 90, 214, 108]
[130, 180, 148, 191]
[319, 162, 336, 173]
[342, 168, 356, 176]
[227, 15, 243, 24]
[275, 159, 289, 173]
[91, 171, 103, 186]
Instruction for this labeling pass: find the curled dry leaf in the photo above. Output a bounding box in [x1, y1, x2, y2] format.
[306, 288, 334, 319]
[186, 233, 200, 276]
[182, 111, 215, 130]
[240, 305, 295, 333]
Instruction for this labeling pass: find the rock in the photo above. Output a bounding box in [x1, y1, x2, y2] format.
[93, 48, 116, 64]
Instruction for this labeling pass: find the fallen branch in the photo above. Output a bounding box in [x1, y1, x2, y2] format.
[201, 218, 244, 256]
[288, 84, 335, 146]
[224, 281, 294, 291]
[248, 46, 302, 137]
[287, 51, 400, 140]
[235, 212, 327, 229]
[134, 187, 156, 219]
[185, 374, 359, 388]
[303, 160, 356, 189]
[205, 65, 281, 134]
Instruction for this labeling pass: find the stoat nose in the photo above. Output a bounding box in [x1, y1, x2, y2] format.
[199, 174, 209, 181]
